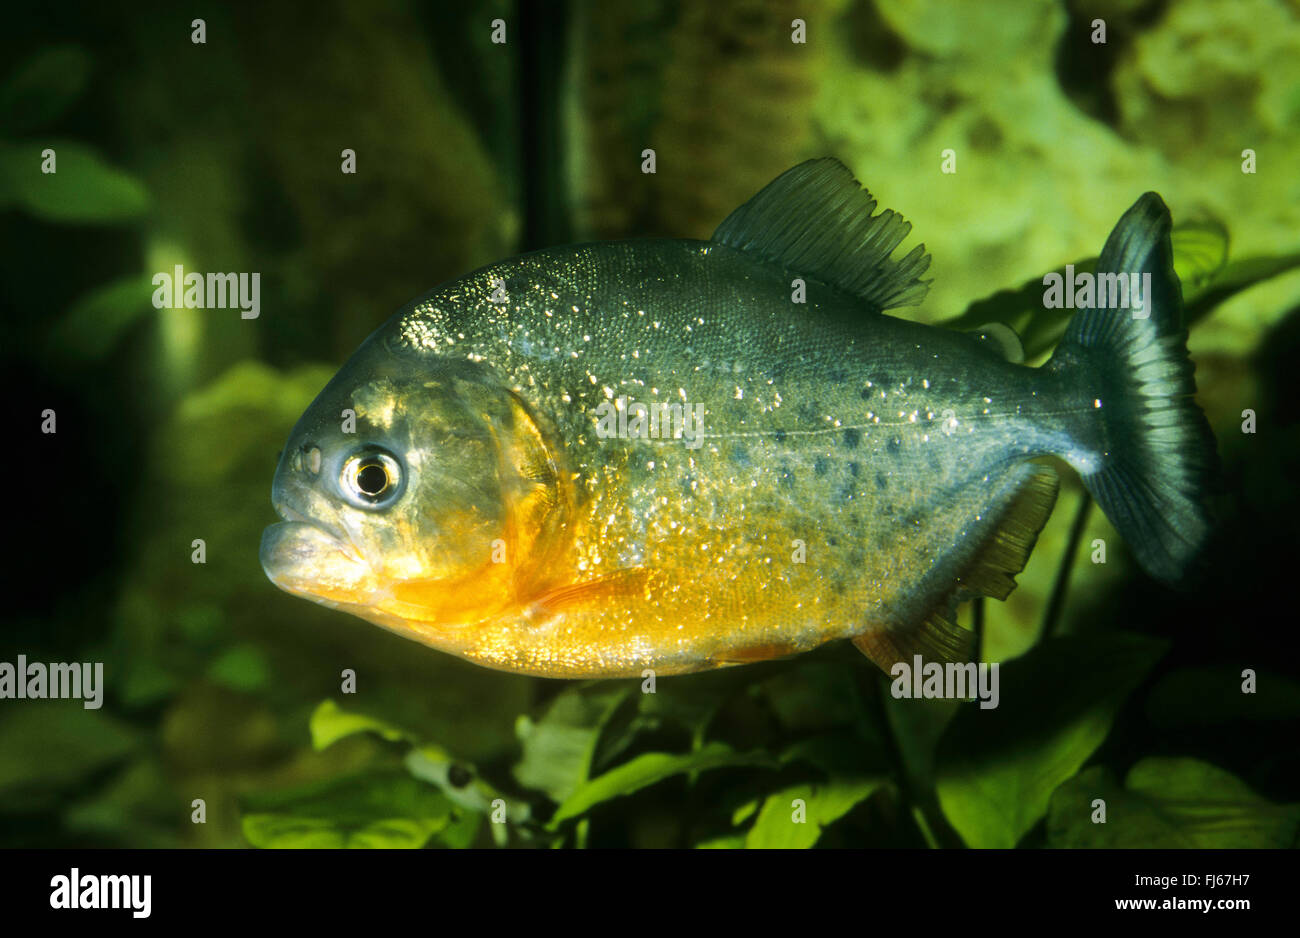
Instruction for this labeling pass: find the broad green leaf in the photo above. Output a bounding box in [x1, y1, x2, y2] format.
[757, 660, 875, 735]
[940, 256, 1093, 361]
[779, 732, 891, 777]
[938, 216, 1295, 361]
[62, 761, 179, 848]
[1048, 759, 1300, 848]
[1146, 667, 1300, 728]
[241, 772, 452, 849]
[595, 671, 737, 772]
[0, 46, 91, 134]
[1171, 218, 1229, 302]
[512, 684, 630, 803]
[592, 711, 666, 773]
[309, 699, 414, 750]
[696, 834, 746, 849]
[634, 669, 738, 735]
[934, 632, 1167, 848]
[0, 703, 139, 811]
[0, 140, 148, 222]
[731, 798, 760, 826]
[745, 778, 887, 848]
[1184, 252, 1300, 328]
[883, 693, 959, 793]
[405, 744, 531, 826]
[48, 274, 157, 363]
[117, 656, 179, 709]
[549, 742, 773, 826]
[434, 809, 483, 849]
[205, 643, 271, 692]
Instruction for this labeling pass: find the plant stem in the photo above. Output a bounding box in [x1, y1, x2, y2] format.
[1041, 492, 1092, 640]
[870, 675, 965, 848]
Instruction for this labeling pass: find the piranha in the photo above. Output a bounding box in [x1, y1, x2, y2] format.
[261, 158, 1217, 678]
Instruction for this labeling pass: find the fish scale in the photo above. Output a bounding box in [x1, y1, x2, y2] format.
[381, 242, 1055, 674]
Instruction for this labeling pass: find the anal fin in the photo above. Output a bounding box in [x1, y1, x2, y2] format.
[852, 611, 974, 671]
[854, 464, 1060, 673]
[952, 464, 1060, 603]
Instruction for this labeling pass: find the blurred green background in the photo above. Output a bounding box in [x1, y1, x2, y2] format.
[3, 0, 1299, 848]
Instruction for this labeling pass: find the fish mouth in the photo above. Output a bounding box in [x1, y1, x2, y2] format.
[261, 499, 369, 591]
[274, 502, 315, 526]
[274, 501, 333, 533]
[271, 495, 367, 560]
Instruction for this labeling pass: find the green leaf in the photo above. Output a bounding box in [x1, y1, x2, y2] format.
[47, 274, 157, 364]
[937, 216, 1297, 360]
[309, 699, 414, 750]
[0, 46, 91, 134]
[934, 632, 1167, 848]
[0, 140, 148, 222]
[434, 809, 483, 849]
[1170, 218, 1229, 302]
[1184, 252, 1300, 328]
[696, 833, 747, 849]
[595, 672, 733, 772]
[635, 670, 737, 735]
[731, 798, 760, 826]
[512, 684, 630, 803]
[779, 731, 891, 777]
[1146, 667, 1300, 728]
[549, 742, 774, 826]
[757, 660, 876, 735]
[404, 744, 531, 826]
[939, 256, 1095, 361]
[0, 703, 139, 812]
[883, 693, 959, 792]
[241, 772, 452, 849]
[745, 778, 887, 848]
[62, 760, 179, 847]
[1048, 759, 1300, 848]
[206, 643, 271, 692]
[118, 656, 180, 709]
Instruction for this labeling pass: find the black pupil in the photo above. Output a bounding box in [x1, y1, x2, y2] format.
[357, 462, 388, 496]
[447, 765, 472, 788]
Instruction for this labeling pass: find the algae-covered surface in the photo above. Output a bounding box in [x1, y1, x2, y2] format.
[3, 1, 1298, 848]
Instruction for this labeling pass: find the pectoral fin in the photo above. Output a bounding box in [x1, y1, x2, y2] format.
[529, 568, 653, 616]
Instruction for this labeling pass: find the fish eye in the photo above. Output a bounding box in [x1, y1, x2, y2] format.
[340, 448, 404, 508]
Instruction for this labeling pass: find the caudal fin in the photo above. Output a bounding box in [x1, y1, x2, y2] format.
[1047, 193, 1218, 585]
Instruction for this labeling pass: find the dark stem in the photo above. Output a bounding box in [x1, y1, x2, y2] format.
[1041, 492, 1093, 640]
[516, 0, 571, 249]
[868, 677, 965, 849]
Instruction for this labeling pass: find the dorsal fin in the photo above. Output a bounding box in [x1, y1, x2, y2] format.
[711, 157, 932, 312]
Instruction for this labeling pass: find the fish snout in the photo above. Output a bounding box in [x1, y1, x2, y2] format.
[260, 516, 373, 602]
